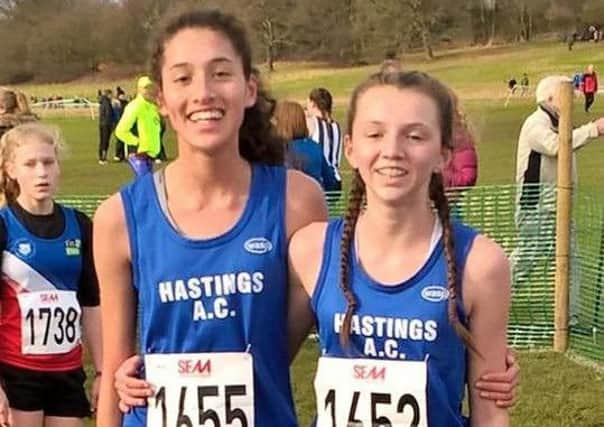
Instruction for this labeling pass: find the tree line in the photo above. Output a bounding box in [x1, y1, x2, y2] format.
[0, 0, 602, 83]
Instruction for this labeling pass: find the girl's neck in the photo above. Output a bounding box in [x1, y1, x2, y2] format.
[16, 195, 54, 215]
[355, 197, 438, 285]
[166, 144, 252, 207]
[359, 195, 436, 251]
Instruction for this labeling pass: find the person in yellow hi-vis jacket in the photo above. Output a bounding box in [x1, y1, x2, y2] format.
[115, 76, 161, 177]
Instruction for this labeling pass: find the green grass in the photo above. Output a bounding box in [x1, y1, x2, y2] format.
[24, 40, 604, 426]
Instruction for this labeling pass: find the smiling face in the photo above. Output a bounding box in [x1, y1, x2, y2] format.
[345, 85, 448, 207]
[156, 27, 257, 156]
[7, 137, 60, 204]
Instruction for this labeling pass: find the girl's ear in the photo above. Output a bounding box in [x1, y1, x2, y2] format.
[5, 161, 16, 181]
[157, 89, 168, 117]
[344, 134, 356, 169]
[244, 74, 258, 109]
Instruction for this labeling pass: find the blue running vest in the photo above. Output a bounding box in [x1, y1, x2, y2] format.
[0, 204, 84, 371]
[311, 219, 478, 427]
[120, 164, 297, 427]
[0, 204, 82, 291]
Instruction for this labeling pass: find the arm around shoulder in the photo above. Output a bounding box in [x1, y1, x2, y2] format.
[463, 235, 511, 427]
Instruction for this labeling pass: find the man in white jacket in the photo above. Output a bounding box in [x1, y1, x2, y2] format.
[513, 75, 604, 324]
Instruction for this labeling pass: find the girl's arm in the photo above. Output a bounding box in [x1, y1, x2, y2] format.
[285, 170, 328, 361]
[114, 101, 140, 150]
[82, 306, 102, 412]
[464, 235, 511, 427]
[0, 384, 12, 427]
[287, 221, 329, 361]
[76, 211, 103, 413]
[94, 194, 137, 427]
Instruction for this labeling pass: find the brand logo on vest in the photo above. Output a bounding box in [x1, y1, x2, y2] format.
[421, 285, 449, 302]
[64, 239, 81, 256]
[244, 237, 273, 254]
[15, 239, 34, 258]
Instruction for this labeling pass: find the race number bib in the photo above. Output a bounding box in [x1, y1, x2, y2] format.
[314, 357, 428, 427]
[18, 290, 82, 355]
[146, 352, 254, 427]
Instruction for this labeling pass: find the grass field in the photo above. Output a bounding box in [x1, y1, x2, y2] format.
[17, 40, 604, 426]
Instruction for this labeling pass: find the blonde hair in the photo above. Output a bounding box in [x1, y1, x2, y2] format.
[0, 122, 64, 206]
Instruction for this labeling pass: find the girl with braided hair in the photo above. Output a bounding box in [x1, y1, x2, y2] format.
[289, 71, 511, 426]
[110, 22, 518, 425]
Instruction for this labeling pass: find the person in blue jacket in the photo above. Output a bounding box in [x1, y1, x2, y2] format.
[274, 100, 337, 191]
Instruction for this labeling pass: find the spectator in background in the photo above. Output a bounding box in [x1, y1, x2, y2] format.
[110, 93, 123, 161]
[0, 88, 38, 138]
[520, 73, 530, 96]
[114, 76, 161, 177]
[98, 89, 114, 165]
[274, 100, 336, 191]
[513, 75, 604, 319]
[567, 31, 577, 51]
[582, 64, 598, 113]
[504, 76, 518, 107]
[379, 51, 402, 74]
[113, 92, 129, 161]
[306, 87, 342, 195]
[572, 71, 583, 97]
[444, 91, 478, 189]
[443, 90, 478, 220]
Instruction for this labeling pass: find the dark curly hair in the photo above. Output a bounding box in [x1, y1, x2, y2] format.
[149, 9, 283, 165]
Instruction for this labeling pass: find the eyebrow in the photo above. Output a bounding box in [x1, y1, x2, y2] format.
[168, 57, 234, 70]
[362, 120, 430, 128]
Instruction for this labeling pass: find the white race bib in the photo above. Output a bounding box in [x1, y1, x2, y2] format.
[314, 357, 428, 427]
[18, 290, 82, 355]
[146, 352, 255, 427]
